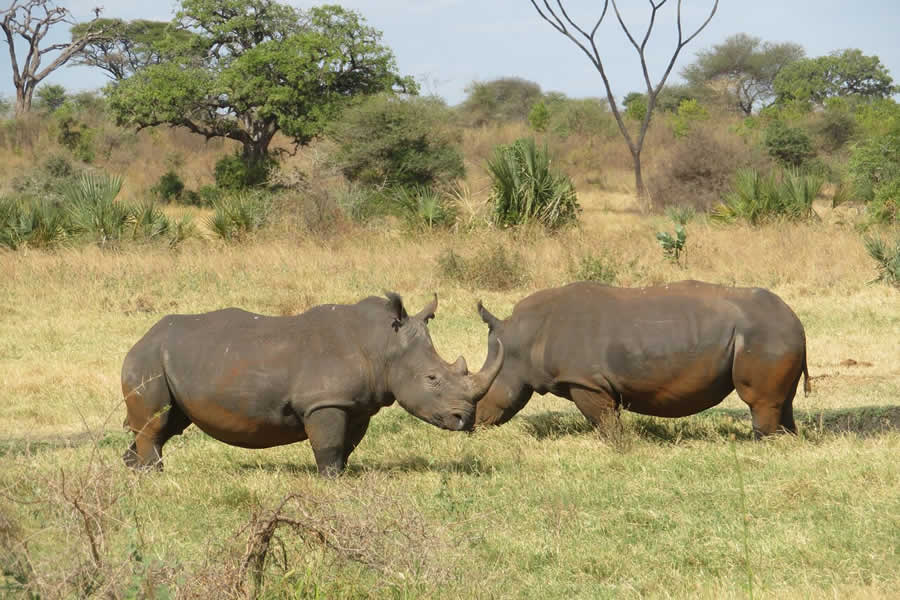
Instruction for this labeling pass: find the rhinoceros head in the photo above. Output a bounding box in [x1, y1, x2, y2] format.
[384, 293, 504, 431]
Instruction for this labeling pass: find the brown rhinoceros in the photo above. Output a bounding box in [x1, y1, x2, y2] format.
[473, 280, 809, 437]
[121, 292, 503, 475]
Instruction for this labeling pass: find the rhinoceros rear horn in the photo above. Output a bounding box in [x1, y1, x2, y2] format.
[414, 293, 438, 324]
[477, 300, 501, 331]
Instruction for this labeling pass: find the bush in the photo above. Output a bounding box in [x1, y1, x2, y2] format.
[867, 178, 900, 224]
[647, 123, 771, 211]
[63, 172, 129, 244]
[151, 170, 185, 203]
[764, 121, 814, 168]
[207, 192, 271, 241]
[214, 154, 274, 190]
[54, 103, 95, 163]
[328, 94, 465, 190]
[392, 186, 457, 230]
[671, 99, 709, 138]
[572, 253, 617, 284]
[847, 134, 900, 203]
[459, 78, 543, 126]
[543, 95, 617, 139]
[528, 101, 550, 132]
[863, 235, 900, 287]
[437, 245, 530, 291]
[712, 168, 823, 225]
[815, 99, 857, 152]
[0, 197, 69, 249]
[43, 154, 73, 179]
[487, 137, 579, 230]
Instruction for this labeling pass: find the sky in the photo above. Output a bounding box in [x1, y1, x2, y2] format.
[2, 0, 899, 107]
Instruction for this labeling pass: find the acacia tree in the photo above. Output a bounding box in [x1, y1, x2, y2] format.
[774, 49, 896, 107]
[529, 0, 718, 197]
[1, 0, 107, 115]
[681, 33, 804, 115]
[107, 0, 415, 162]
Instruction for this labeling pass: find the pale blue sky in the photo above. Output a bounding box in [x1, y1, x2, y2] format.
[2, 0, 899, 106]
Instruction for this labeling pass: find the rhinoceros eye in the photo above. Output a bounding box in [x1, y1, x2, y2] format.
[426, 374, 438, 381]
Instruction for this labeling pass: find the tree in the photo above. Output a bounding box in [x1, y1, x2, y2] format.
[774, 49, 896, 106]
[681, 33, 804, 115]
[460, 77, 543, 126]
[107, 0, 415, 162]
[529, 0, 718, 197]
[1, 0, 108, 116]
[34, 81, 64, 110]
[70, 18, 196, 81]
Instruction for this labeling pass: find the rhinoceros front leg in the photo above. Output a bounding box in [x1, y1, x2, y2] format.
[342, 415, 371, 467]
[569, 385, 620, 434]
[305, 407, 350, 477]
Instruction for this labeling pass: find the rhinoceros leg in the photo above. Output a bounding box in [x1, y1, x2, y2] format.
[569, 385, 620, 433]
[342, 415, 371, 467]
[123, 374, 191, 470]
[733, 351, 803, 439]
[305, 407, 349, 477]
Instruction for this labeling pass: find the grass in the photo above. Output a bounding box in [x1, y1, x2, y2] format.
[1, 193, 898, 598]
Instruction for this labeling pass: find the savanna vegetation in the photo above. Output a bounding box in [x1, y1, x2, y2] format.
[1, 0, 898, 598]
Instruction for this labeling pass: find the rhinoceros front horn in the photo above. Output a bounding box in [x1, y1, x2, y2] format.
[465, 339, 504, 402]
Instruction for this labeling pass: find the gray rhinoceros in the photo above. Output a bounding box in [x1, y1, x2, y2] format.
[473, 280, 809, 437]
[121, 292, 503, 475]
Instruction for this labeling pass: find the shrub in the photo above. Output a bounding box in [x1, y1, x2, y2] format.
[867, 178, 900, 224]
[528, 101, 550, 132]
[665, 205, 696, 225]
[437, 245, 530, 291]
[393, 186, 457, 230]
[207, 192, 271, 241]
[647, 123, 771, 211]
[543, 95, 616, 139]
[847, 134, 900, 203]
[572, 253, 618, 284]
[764, 121, 814, 168]
[863, 235, 900, 287]
[712, 168, 823, 225]
[671, 99, 709, 138]
[63, 172, 129, 244]
[43, 154, 73, 178]
[0, 197, 69, 249]
[459, 78, 543, 126]
[151, 170, 185, 203]
[328, 94, 465, 190]
[656, 224, 687, 266]
[487, 137, 579, 230]
[815, 99, 857, 152]
[214, 154, 274, 190]
[55, 103, 95, 163]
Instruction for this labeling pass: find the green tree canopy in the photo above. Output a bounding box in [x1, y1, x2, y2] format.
[681, 33, 805, 115]
[34, 83, 66, 111]
[107, 0, 416, 161]
[774, 49, 896, 106]
[459, 77, 543, 125]
[70, 18, 197, 81]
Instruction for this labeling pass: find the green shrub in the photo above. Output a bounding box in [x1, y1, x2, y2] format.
[712, 168, 823, 225]
[867, 178, 900, 224]
[151, 170, 185, 203]
[54, 103, 95, 163]
[543, 96, 616, 139]
[863, 235, 900, 286]
[528, 101, 550, 132]
[437, 245, 530, 291]
[671, 99, 709, 138]
[459, 78, 543, 126]
[63, 172, 129, 244]
[572, 253, 618, 284]
[656, 224, 687, 266]
[207, 192, 271, 241]
[0, 197, 69, 249]
[393, 186, 457, 230]
[328, 94, 465, 189]
[214, 154, 274, 190]
[764, 121, 814, 167]
[816, 99, 857, 151]
[487, 137, 579, 230]
[43, 155, 73, 179]
[848, 134, 900, 203]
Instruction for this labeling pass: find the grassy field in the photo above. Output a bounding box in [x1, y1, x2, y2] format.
[1, 183, 899, 599]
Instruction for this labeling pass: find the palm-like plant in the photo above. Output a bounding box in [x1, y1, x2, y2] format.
[63, 172, 127, 244]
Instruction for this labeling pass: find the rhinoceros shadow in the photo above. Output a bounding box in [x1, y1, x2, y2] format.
[239, 453, 492, 476]
[519, 405, 900, 443]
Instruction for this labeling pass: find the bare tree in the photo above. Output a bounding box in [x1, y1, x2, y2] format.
[1, 0, 107, 116]
[530, 0, 718, 198]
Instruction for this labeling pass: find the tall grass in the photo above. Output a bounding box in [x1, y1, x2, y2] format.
[487, 137, 579, 230]
[712, 168, 824, 225]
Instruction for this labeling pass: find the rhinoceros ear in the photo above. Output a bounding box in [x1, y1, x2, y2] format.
[413, 293, 438, 324]
[385, 291, 408, 331]
[477, 300, 501, 331]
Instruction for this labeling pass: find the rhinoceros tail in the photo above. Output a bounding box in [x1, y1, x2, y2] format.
[802, 352, 811, 396]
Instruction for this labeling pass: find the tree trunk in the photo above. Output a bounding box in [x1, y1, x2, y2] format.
[632, 148, 645, 198]
[14, 85, 31, 117]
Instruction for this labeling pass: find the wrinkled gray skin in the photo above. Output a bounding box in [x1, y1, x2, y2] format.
[474, 281, 809, 438]
[121, 292, 504, 476]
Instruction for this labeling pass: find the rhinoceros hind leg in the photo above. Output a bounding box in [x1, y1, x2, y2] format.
[305, 407, 349, 477]
[734, 352, 803, 439]
[123, 374, 191, 470]
[569, 385, 620, 434]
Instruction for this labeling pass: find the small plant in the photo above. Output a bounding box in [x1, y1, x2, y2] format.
[393, 186, 457, 230]
[528, 100, 550, 132]
[572, 253, 618, 284]
[656, 224, 687, 266]
[863, 235, 900, 287]
[63, 172, 128, 245]
[664, 205, 696, 226]
[207, 192, 271, 241]
[151, 170, 185, 203]
[437, 245, 530, 291]
[487, 137, 579, 230]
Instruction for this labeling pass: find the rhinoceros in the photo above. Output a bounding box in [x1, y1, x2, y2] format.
[121, 292, 503, 475]
[474, 280, 809, 437]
